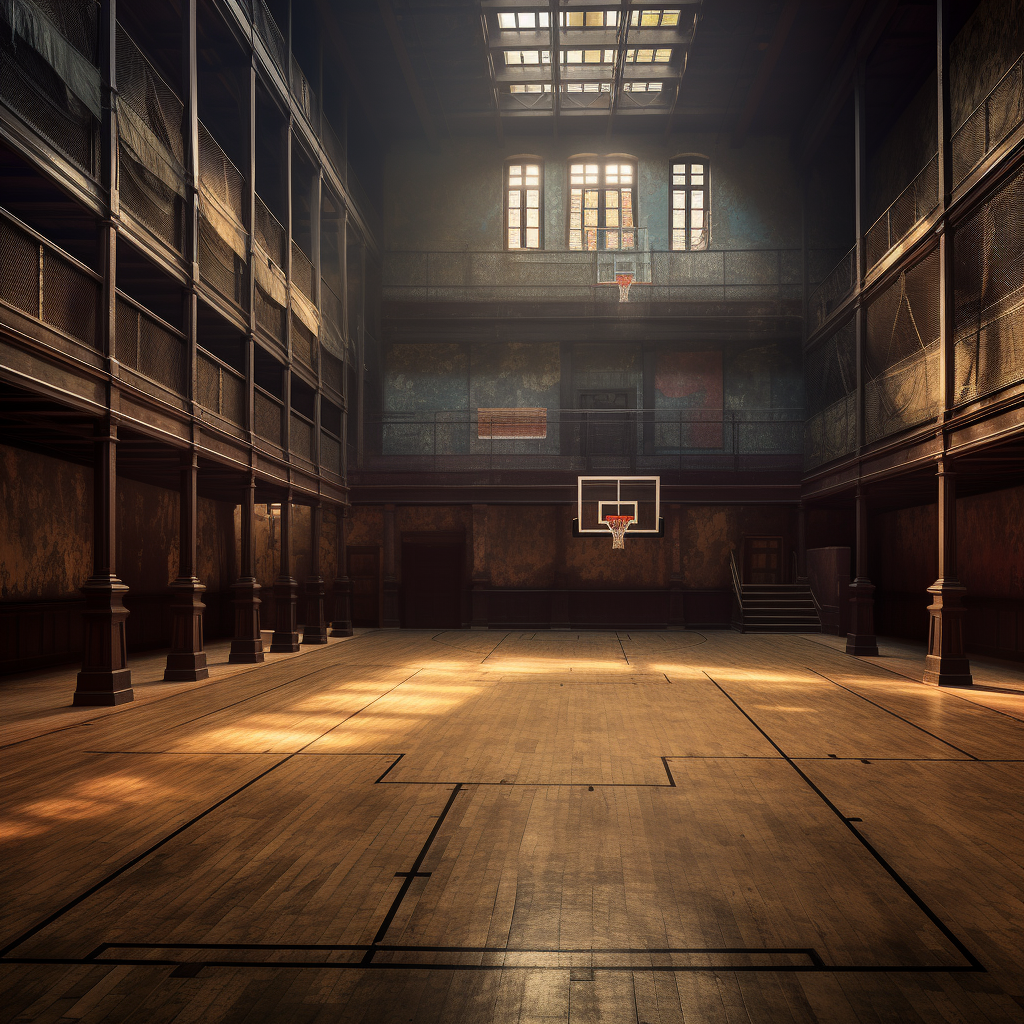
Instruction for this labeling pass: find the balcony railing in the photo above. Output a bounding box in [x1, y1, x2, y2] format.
[114, 292, 186, 396]
[253, 0, 287, 78]
[197, 348, 245, 426]
[0, 206, 100, 349]
[865, 156, 939, 270]
[291, 241, 315, 301]
[291, 54, 318, 134]
[360, 409, 803, 475]
[383, 248, 802, 304]
[807, 246, 856, 334]
[953, 52, 1024, 187]
[254, 387, 283, 447]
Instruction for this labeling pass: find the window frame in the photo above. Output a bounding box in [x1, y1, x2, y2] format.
[669, 157, 710, 251]
[566, 155, 639, 251]
[505, 158, 544, 251]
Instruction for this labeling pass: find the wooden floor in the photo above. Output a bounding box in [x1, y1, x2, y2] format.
[1, 630, 1023, 1023]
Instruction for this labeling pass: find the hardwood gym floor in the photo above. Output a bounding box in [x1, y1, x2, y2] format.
[1, 630, 1023, 1023]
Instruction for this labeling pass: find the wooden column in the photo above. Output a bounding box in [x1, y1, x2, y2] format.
[470, 503, 489, 629]
[846, 485, 878, 656]
[668, 503, 686, 630]
[796, 501, 808, 582]
[164, 451, 208, 681]
[302, 502, 329, 644]
[853, 62, 868, 453]
[329, 507, 353, 636]
[75, 421, 133, 705]
[271, 495, 300, 650]
[551, 506, 570, 630]
[937, 0, 955, 420]
[382, 503, 399, 627]
[230, 475, 264, 663]
[923, 460, 973, 686]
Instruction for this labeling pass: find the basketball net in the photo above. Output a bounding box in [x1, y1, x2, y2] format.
[616, 272, 633, 303]
[605, 514, 634, 549]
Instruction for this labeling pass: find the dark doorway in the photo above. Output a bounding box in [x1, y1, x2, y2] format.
[401, 534, 464, 628]
[347, 546, 380, 627]
[743, 536, 783, 584]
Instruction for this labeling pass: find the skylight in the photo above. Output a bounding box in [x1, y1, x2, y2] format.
[504, 50, 551, 66]
[631, 10, 681, 26]
[561, 11, 620, 28]
[625, 48, 673, 63]
[562, 49, 616, 64]
[497, 12, 550, 29]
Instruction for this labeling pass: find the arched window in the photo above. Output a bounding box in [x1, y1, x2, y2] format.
[506, 160, 542, 249]
[670, 158, 709, 250]
[568, 157, 637, 250]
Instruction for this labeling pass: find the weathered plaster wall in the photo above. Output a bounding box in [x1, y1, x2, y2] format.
[0, 445, 92, 601]
[681, 505, 794, 589]
[384, 134, 800, 254]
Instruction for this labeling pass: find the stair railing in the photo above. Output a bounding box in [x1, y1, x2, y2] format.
[729, 549, 744, 631]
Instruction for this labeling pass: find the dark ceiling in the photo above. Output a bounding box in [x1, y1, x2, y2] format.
[324, 0, 975, 159]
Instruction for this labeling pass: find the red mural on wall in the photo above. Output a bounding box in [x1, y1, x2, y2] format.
[654, 351, 724, 449]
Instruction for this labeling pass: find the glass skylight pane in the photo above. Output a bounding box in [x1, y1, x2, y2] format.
[655, 49, 672, 62]
[519, 12, 535, 28]
[565, 50, 582, 63]
[607, 11, 618, 26]
[641, 10, 659, 25]
[538, 12, 549, 27]
[498, 13, 515, 29]
[564, 11, 583, 26]
[585, 11, 603, 26]
[662, 11, 680, 26]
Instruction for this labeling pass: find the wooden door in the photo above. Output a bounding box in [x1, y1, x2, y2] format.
[743, 536, 783, 584]
[347, 546, 380, 627]
[401, 537, 465, 629]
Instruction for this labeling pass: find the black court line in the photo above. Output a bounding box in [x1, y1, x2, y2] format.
[805, 667, 981, 760]
[0, 675, 416, 959]
[361, 784, 464, 964]
[702, 670, 984, 973]
[795, 635, 1024, 724]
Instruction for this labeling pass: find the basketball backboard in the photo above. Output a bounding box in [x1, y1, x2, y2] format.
[575, 476, 661, 536]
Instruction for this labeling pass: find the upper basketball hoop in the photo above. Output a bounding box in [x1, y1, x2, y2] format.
[616, 273, 634, 302]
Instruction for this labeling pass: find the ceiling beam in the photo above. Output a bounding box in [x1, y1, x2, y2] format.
[664, 3, 701, 136]
[376, 0, 439, 145]
[606, 0, 632, 140]
[731, 0, 801, 147]
[550, 0, 560, 136]
[478, 9, 504, 142]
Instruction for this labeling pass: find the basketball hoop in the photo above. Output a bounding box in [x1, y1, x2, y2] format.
[616, 272, 633, 303]
[605, 514, 634, 549]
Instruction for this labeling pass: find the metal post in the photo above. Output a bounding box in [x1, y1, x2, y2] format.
[270, 494, 300, 650]
[382, 503, 399, 627]
[329, 507, 353, 636]
[846, 485, 878, 656]
[229, 475, 265, 663]
[302, 502, 329, 644]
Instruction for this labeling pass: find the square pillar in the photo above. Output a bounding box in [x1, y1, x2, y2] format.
[164, 450, 209, 681]
[382, 503, 399, 628]
[846, 485, 878, 656]
[302, 502, 329, 645]
[470, 503, 489, 630]
[75, 421, 133, 705]
[668, 503, 686, 630]
[230, 475, 265, 663]
[270, 495, 300, 651]
[329, 507, 353, 636]
[923, 460, 973, 686]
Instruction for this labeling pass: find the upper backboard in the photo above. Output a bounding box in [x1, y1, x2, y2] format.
[576, 476, 661, 534]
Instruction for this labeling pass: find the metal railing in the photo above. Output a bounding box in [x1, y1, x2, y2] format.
[808, 246, 856, 333]
[361, 408, 804, 474]
[383, 247, 802, 304]
[0, 205, 101, 349]
[291, 240, 315, 301]
[196, 348, 245, 426]
[953, 52, 1024, 187]
[865, 155, 939, 270]
[291, 54, 318, 134]
[114, 292, 186, 395]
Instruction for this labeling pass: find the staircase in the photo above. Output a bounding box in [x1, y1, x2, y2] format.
[737, 582, 821, 633]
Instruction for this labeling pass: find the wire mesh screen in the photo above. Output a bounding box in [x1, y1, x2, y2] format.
[198, 121, 244, 223]
[255, 285, 285, 342]
[255, 196, 286, 267]
[254, 389, 283, 445]
[321, 348, 343, 395]
[0, 27, 98, 174]
[116, 26, 183, 165]
[864, 249, 940, 443]
[119, 146, 183, 248]
[198, 222, 247, 308]
[291, 313, 316, 369]
[42, 248, 99, 347]
[115, 296, 186, 395]
[290, 413, 312, 460]
[952, 56, 1024, 187]
[804, 318, 857, 469]
[322, 119, 346, 181]
[196, 349, 245, 424]
[808, 246, 856, 333]
[321, 431, 341, 476]
[0, 216, 42, 318]
[953, 164, 1024, 405]
[290, 54, 318, 133]
[253, 0, 286, 78]
[291, 241, 314, 300]
[865, 156, 939, 269]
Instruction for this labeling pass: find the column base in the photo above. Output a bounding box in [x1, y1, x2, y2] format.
[329, 620, 353, 637]
[165, 578, 209, 681]
[382, 579, 400, 629]
[846, 578, 878, 656]
[164, 652, 209, 682]
[271, 577, 299, 651]
[269, 633, 301, 652]
[73, 669, 134, 706]
[846, 635, 880, 657]
[924, 582, 973, 686]
[229, 639, 266, 664]
[229, 578, 264, 663]
[302, 625, 329, 645]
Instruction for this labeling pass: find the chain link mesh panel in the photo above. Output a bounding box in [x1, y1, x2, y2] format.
[864, 249, 940, 443]
[291, 313, 315, 369]
[119, 145, 184, 249]
[952, 56, 1024, 187]
[953, 163, 1024, 405]
[255, 196, 286, 267]
[198, 222, 247, 308]
[291, 240, 314, 300]
[42, 248, 99, 346]
[254, 389, 282, 445]
[255, 284, 285, 342]
[116, 25, 183, 164]
[253, 0, 286, 78]
[808, 246, 856, 333]
[115, 295, 185, 394]
[865, 156, 939, 269]
[0, 30, 97, 173]
[0, 217, 42, 317]
[290, 412, 312, 460]
[321, 348, 343, 395]
[198, 121, 244, 223]
[320, 430, 340, 474]
[290, 54, 318, 133]
[804, 318, 856, 469]
[197, 349, 220, 411]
